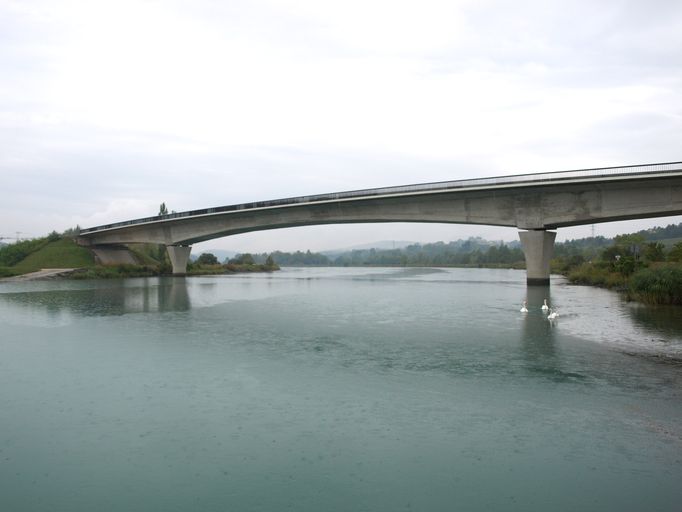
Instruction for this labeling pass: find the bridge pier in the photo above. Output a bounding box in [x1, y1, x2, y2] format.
[167, 245, 192, 275]
[519, 230, 556, 286]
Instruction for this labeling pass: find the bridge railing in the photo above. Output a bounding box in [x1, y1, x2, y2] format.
[80, 161, 682, 234]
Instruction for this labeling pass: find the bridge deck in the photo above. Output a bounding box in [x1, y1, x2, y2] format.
[81, 161, 682, 235]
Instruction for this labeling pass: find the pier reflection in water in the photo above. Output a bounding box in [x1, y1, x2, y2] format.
[0, 277, 192, 318]
[0, 268, 680, 512]
[520, 284, 558, 372]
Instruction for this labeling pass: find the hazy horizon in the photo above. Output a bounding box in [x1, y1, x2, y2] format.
[2, 1, 681, 252]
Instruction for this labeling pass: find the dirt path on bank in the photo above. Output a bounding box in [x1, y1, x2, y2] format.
[0, 268, 78, 282]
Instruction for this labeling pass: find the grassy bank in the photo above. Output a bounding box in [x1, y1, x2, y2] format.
[12, 238, 96, 273]
[70, 262, 280, 279]
[1, 236, 280, 280]
[0, 266, 20, 278]
[551, 233, 682, 305]
[186, 262, 280, 275]
[0, 236, 97, 276]
[69, 264, 160, 279]
[559, 261, 682, 306]
[564, 262, 628, 290]
[628, 265, 682, 305]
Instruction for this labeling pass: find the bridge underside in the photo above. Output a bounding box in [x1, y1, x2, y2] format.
[163, 228, 556, 285]
[79, 174, 682, 284]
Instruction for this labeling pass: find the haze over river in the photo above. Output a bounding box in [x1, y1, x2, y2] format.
[1, 267, 681, 511]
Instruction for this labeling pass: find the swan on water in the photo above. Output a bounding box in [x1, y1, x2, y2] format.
[520, 301, 528, 313]
[542, 299, 549, 312]
[547, 308, 558, 320]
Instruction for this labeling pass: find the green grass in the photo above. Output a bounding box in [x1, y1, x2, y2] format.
[187, 263, 280, 275]
[129, 244, 167, 266]
[565, 262, 628, 289]
[0, 266, 20, 278]
[629, 264, 682, 305]
[12, 238, 96, 273]
[69, 265, 160, 280]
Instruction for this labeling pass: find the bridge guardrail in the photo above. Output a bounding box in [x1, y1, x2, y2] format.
[80, 161, 682, 234]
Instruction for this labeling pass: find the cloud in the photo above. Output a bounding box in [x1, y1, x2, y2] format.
[1, 0, 681, 247]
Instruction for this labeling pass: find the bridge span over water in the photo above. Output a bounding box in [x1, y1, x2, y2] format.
[80, 161, 682, 285]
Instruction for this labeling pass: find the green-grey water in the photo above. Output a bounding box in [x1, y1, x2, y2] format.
[1, 267, 681, 511]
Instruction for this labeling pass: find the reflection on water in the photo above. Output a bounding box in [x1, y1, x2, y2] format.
[628, 302, 682, 336]
[0, 268, 681, 512]
[0, 277, 191, 317]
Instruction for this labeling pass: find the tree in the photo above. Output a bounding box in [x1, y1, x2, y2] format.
[667, 241, 682, 262]
[265, 254, 275, 267]
[643, 242, 665, 262]
[159, 202, 169, 216]
[613, 233, 646, 259]
[196, 252, 218, 265]
[230, 253, 255, 265]
[62, 225, 81, 237]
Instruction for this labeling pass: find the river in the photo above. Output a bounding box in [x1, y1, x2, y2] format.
[1, 267, 681, 511]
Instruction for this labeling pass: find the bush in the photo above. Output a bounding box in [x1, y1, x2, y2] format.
[70, 264, 159, 279]
[0, 266, 19, 278]
[667, 242, 682, 262]
[0, 238, 49, 266]
[229, 253, 255, 265]
[196, 252, 219, 265]
[566, 262, 627, 289]
[629, 265, 682, 305]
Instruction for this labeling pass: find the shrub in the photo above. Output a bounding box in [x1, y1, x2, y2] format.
[229, 253, 255, 265]
[566, 262, 626, 289]
[196, 252, 219, 265]
[0, 237, 49, 266]
[629, 265, 682, 305]
[0, 266, 19, 278]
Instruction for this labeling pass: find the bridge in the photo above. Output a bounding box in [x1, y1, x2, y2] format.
[79, 161, 682, 285]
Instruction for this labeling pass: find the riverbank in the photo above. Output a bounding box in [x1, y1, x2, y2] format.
[561, 262, 682, 305]
[62, 262, 280, 280]
[0, 263, 281, 282]
[0, 268, 80, 282]
[0, 236, 279, 281]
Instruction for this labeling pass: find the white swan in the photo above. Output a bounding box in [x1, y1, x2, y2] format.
[520, 301, 528, 313]
[547, 308, 558, 320]
[542, 299, 549, 312]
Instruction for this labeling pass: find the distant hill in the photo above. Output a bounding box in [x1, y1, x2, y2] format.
[322, 240, 416, 256]
[255, 236, 526, 267]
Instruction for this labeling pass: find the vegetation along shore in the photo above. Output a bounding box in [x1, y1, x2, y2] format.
[0, 231, 278, 280]
[3, 222, 682, 305]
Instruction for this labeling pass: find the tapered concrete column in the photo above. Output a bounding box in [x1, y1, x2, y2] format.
[519, 230, 556, 286]
[167, 245, 192, 275]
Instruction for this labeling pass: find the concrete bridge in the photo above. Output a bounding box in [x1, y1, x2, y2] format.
[79, 161, 682, 285]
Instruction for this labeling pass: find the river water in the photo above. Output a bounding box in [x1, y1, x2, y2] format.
[1, 267, 681, 511]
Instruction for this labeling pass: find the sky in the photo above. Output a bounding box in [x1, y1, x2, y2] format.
[1, 0, 682, 253]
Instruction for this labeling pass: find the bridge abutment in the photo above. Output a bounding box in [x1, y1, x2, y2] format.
[167, 245, 192, 275]
[519, 230, 556, 286]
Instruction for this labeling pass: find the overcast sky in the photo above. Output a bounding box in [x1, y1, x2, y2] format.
[2, 0, 682, 253]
